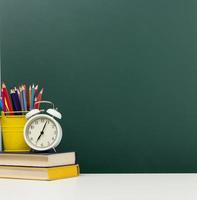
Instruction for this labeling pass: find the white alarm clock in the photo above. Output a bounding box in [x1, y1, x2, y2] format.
[24, 101, 63, 152]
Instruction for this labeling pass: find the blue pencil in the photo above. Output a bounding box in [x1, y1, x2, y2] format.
[14, 88, 22, 111]
[0, 98, 2, 110]
[22, 86, 27, 111]
[11, 89, 21, 113]
[10, 90, 17, 111]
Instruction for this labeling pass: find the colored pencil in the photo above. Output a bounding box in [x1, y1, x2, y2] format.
[14, 88, 22, 111]
[35, 88, 43, 109]
[0, 97, 2, 110]
[19, 87, 25, 111]
[29, 86, 32, 110]
[33, 85, 38, 109]
[2, 83, 13, 114]
[34, 97, 38, 109]
[4, 99, 9, 112]
[2, 83, 44, 114]
[22, 86, 27, 111]
[1, 89, 6, 112]
[31, 84, 35, 110]
[24, 84, 29, 111]
[10, 89, 17, 112]
[34, 85, 38, 96]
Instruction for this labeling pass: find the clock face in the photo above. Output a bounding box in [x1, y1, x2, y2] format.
[25, 115, 59, 150]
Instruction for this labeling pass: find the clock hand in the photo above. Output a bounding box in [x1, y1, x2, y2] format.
[36, 133, 43, 143]
[41, 121, 47, 132]
[36, 121, 47, 143]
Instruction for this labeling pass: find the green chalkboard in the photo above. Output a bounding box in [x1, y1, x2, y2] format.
[1, 0, 197, 173]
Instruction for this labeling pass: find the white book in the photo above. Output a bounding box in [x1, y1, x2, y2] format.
[0, 152, 76, 167]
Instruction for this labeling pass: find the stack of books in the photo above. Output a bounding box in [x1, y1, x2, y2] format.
[0, 152, 79, 180]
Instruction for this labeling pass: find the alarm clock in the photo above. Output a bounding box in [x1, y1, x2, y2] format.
[24, 101, 62, 152]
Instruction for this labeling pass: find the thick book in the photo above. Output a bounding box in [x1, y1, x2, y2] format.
[0, 152, 76, 167]
[0, 164, 80, 180]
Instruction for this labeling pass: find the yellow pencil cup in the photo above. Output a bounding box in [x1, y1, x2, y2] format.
[1, 112, 30, 152]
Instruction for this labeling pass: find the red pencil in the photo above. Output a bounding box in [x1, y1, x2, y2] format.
[34, 97, 38, 109]
[35, 88, 43, 109]
[2, 83, 13, 114]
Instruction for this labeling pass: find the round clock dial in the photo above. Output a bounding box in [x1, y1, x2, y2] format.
[24, 114, 62, 151]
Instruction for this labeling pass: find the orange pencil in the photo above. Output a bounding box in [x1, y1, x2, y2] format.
[4, 100, 9, 112]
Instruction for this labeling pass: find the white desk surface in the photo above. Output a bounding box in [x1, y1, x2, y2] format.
[1, 174, 197, 200]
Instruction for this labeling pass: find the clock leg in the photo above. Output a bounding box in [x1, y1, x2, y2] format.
[30, 149, 36, 153]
